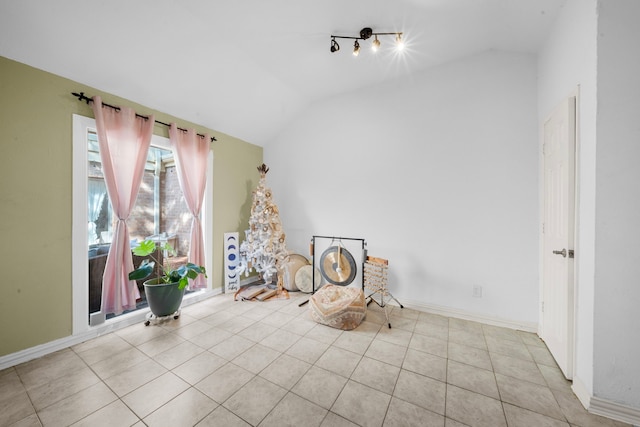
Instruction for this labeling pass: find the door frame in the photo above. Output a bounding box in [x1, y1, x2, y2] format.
[539, 88, 579, 379]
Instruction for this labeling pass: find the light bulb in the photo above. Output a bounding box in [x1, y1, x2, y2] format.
[353, 40, 360, 56]
[372, 36, 380, 52]
[395, 34, 404, 51]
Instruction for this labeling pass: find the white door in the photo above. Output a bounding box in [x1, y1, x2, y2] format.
[541, 96, 576, 379]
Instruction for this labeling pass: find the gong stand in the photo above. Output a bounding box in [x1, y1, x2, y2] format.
[298, 235, 367, 307]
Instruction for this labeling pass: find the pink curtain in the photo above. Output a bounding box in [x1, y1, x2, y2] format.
[169, 124, 210, 289]
[92, 96, 154, 314]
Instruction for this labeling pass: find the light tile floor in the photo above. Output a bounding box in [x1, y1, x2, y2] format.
[0, 291, 632, 427]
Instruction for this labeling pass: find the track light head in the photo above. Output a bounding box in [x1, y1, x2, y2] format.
[372, 35, 380, 52]
[330, 37, 340, 52]
[395, 33, 404, 50]
[353, 40, 360, 56]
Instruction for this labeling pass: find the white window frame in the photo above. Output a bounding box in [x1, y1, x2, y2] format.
[72, 114, 214, 335]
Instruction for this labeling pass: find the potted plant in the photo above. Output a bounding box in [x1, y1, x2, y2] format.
[128, 239, 207, 323]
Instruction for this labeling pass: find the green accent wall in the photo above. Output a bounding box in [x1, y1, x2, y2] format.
[0, 56, 262, 357]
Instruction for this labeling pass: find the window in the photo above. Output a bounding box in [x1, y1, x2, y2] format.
[87, 131, 111, 245]
[73, 114, 213, 334]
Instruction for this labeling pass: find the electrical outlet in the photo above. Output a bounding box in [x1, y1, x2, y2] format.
[473, 285, 483, 298]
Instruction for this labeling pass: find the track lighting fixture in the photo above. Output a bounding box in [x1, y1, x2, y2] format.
[330, 27, 404, 56]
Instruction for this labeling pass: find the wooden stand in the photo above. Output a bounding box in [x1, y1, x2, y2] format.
[364, 256, 403, 328]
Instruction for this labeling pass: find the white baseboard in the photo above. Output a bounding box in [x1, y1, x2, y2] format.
[573, 375, 640, 426]
[0, 288, 223, 371]
[398, 298, 538, 333]
[590, 395, 640, 426]
[572, 375, 592, 408]
[0, 329, 102, 371]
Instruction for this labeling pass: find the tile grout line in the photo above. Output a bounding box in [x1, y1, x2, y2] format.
[71, 343, 145, 426]
[482, 325, 509, 426]
[13, 366, 46, 427]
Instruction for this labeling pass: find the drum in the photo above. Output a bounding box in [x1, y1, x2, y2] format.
[295, 264, 322, 293]
[279, 253, 309, 291]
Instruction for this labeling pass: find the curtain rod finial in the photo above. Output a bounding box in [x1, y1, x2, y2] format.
[71, 91, 91, 104]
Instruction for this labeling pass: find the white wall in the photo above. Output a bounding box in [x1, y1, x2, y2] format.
[593, 0, 640, 409]
[539, 0, 640, 413]
[266, 50, 539, 326]
[538, 0, 598, 400]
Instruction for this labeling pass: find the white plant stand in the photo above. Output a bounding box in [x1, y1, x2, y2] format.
[144, 309, 181, 326]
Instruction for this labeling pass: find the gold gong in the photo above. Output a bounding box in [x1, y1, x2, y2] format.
[319, 246, 357, 286]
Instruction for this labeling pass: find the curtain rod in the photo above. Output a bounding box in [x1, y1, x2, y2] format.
[71, 92, 217, 142]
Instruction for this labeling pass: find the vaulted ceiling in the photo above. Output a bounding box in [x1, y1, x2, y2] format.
[0, 0, 566, 145]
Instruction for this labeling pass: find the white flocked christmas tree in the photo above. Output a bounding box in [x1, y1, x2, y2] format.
[237, 164, 289, 288]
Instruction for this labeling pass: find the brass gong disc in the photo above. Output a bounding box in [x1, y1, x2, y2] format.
[319, 246, 357, 286]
